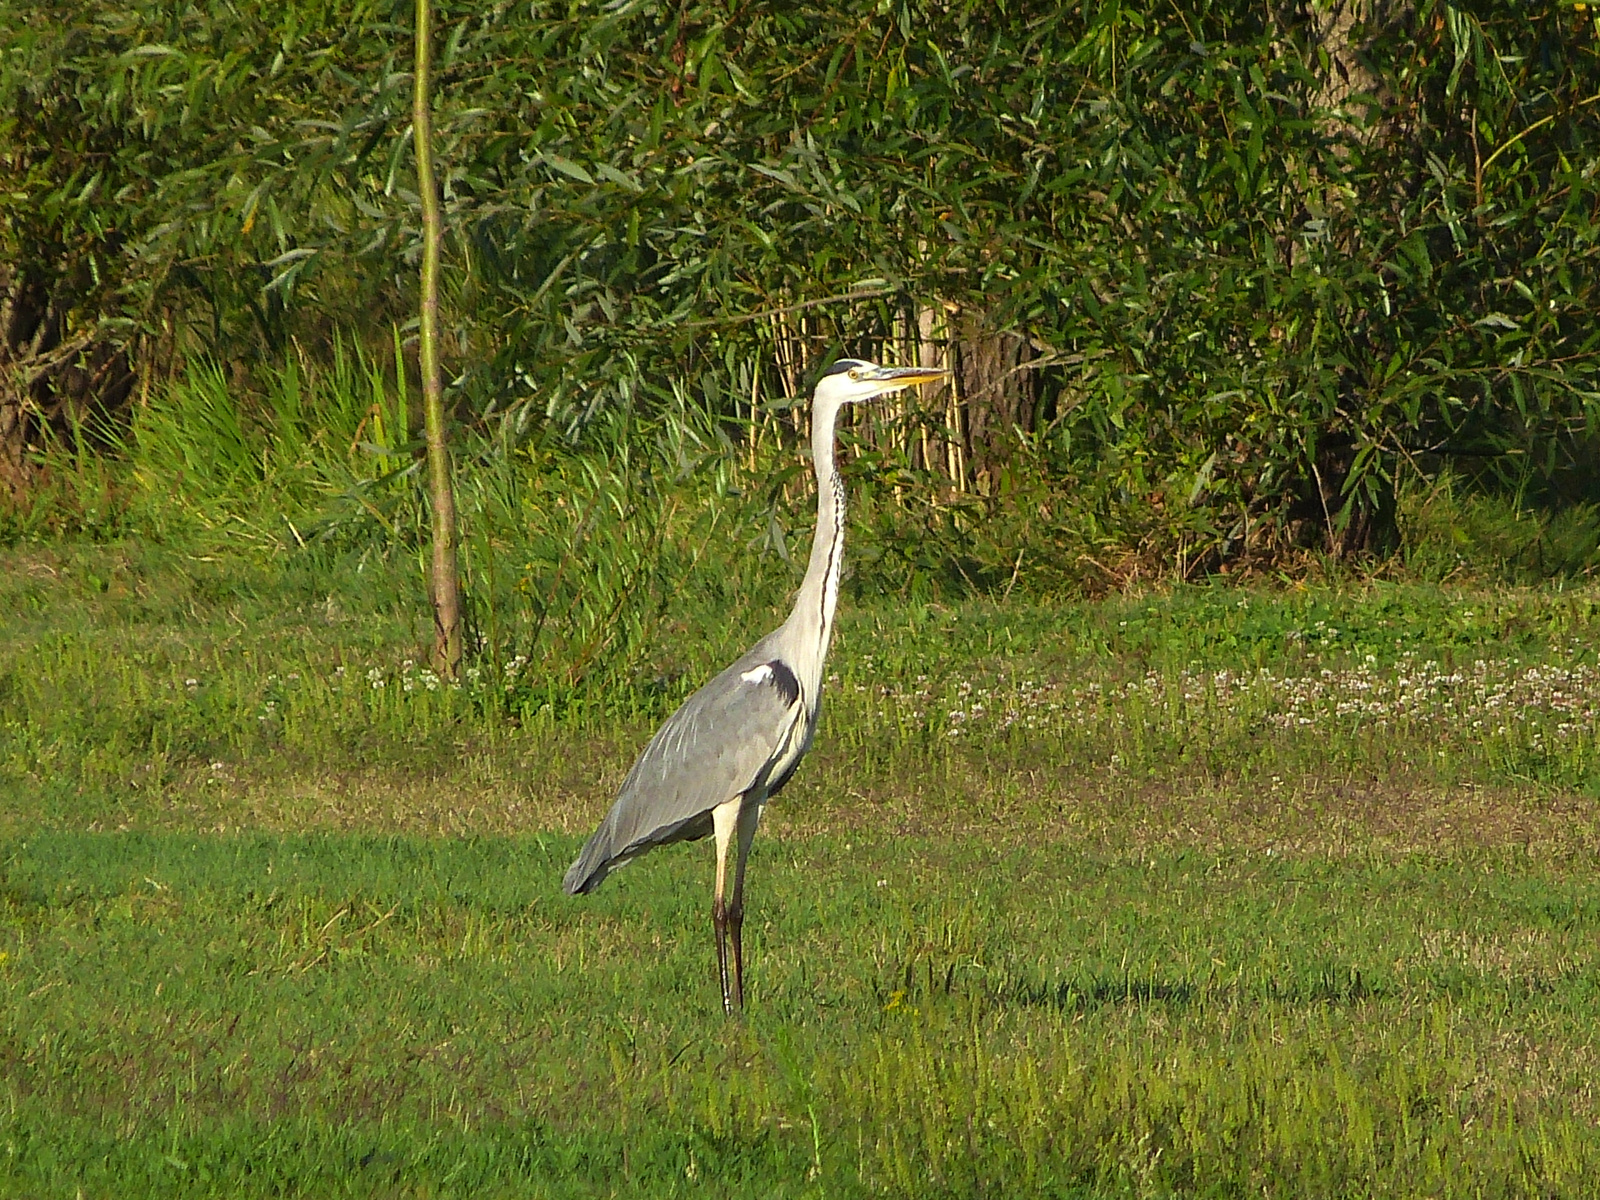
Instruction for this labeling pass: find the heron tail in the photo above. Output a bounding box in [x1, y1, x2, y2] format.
[561, 835, 612, 895]
[563, 803, 717, 895]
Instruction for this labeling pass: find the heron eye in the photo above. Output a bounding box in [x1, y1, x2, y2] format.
[847, 368, 863, 380]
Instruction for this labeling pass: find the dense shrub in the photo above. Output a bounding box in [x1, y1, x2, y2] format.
[2, 1, 1596, 563]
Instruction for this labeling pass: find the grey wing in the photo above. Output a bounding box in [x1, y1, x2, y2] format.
[562, 656, 804, 894]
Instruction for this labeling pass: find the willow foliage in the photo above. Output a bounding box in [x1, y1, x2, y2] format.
[2, 0, 1597, 559]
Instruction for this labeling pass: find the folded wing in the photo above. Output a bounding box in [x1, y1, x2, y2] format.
[562, 653, 805, 894]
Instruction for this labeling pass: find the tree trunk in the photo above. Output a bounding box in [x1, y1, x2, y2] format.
[414, 0, 463, 679]
[0, 261, 135, 499]
[1306, 1, 1405, 128]
[952, 309, 1036, 492]
[1308, 436, 1399, 558]
[1301, 0, 1415, 559]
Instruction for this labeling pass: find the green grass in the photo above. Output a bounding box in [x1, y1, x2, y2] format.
[5, 833, 1600, 1196]
[5, 542, 1600, 1196]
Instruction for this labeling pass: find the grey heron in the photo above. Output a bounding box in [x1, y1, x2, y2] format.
[562, 358, 948, 1013]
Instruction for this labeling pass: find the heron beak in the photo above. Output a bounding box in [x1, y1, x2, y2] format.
[863, 365, 949, 396]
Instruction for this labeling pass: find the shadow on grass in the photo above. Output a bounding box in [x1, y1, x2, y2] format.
[1002, 975, 1200, 1012]
[999, 966, 1383, 1013]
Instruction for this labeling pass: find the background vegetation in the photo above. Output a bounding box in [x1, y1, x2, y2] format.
[4, 0, 1598, 572]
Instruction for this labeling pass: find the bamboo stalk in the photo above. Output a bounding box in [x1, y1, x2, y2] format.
[943, 303, 968, 492]
[747, 362, 760, 475]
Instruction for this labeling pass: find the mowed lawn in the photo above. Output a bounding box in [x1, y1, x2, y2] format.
[4, 544, 1600, 1197]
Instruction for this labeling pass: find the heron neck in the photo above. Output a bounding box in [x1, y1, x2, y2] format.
[790, 397, 847, 680]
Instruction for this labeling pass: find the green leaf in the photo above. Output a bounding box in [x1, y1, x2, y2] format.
[540, 154, 594, 185]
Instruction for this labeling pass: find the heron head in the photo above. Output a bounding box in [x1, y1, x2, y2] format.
[813, 358, 948, 406]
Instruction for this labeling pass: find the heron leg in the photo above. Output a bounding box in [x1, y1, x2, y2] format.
[711, 797, 742, 1015]
[728, 800, 763, 1012]
[713, 894, 731, 1013]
